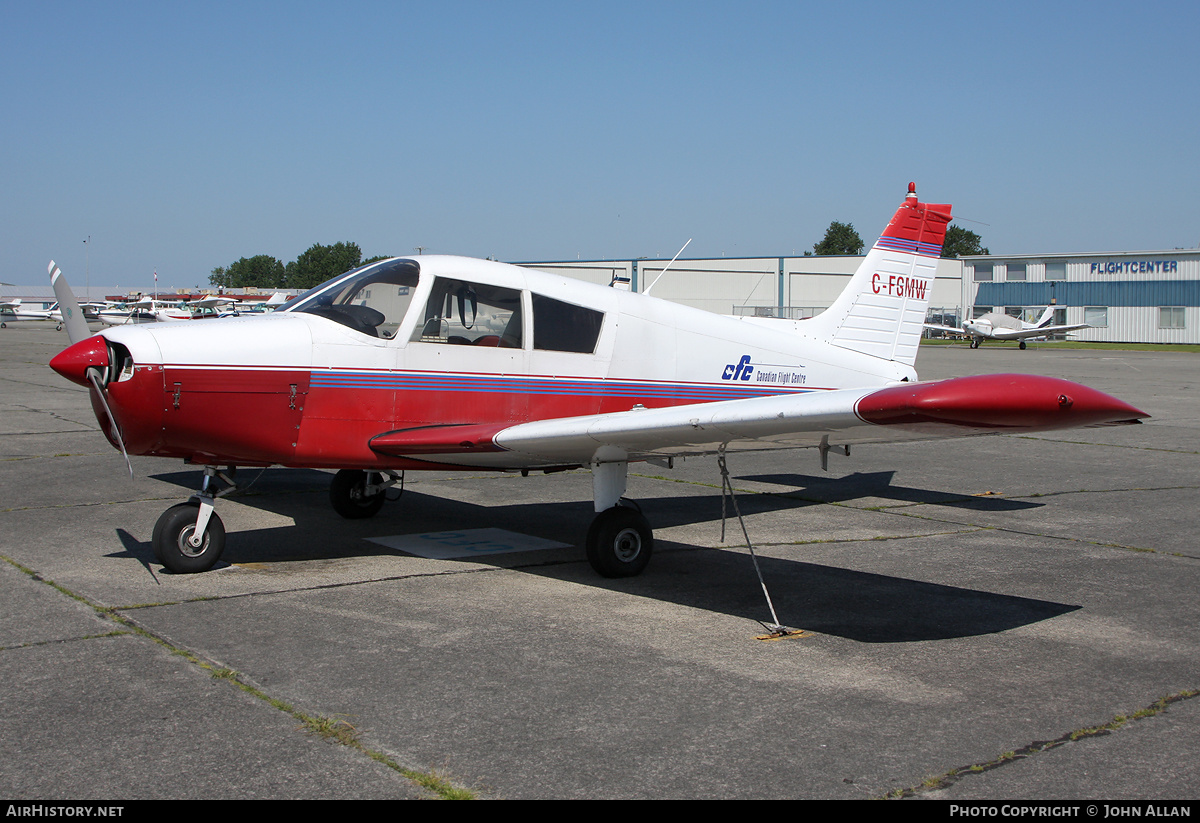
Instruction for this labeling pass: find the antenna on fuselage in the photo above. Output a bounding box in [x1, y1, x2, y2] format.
[642, 238, 692, 296]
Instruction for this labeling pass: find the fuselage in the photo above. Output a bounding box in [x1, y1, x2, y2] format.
[963, 312, 1029, 339]
[52, 255, 916, 470]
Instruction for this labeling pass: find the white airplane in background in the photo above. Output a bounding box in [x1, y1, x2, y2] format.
[47, 184, 1146, 579]
[926, 306, 1090, 349]
[1, 299, 56, 328]
[187, 296, 241, 319]
[3, 299, 108, 330]
[97, 297, 193, 326]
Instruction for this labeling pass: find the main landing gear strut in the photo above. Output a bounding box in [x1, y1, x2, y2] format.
[328, 469, 404, 519]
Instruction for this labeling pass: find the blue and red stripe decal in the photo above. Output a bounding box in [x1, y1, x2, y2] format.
[309, 370, 818, 402]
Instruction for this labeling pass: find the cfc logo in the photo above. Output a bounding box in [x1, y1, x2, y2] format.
[722, 355, 753, 381]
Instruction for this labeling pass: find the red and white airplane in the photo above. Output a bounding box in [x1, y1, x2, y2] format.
[48, 184, 1148, 577]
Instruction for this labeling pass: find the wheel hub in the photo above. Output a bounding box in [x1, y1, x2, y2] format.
[179, 526, 208, 556]
[613, 527, 642, 562]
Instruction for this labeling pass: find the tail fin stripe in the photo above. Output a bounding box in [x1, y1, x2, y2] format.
[876, 236, 944, 257]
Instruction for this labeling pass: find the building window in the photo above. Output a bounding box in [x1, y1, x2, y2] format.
[1006, 263, 1027, 281]
[1084, 307, 1108, 328]
[972, 306, 993, 318]
[1045, 261, 1067, 281]
[1159, 307, 1185, 330]
[973, 264, 993, 282]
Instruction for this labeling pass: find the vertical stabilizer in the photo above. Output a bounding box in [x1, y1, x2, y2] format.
[1033, 305, 1055, 327]
[803, 184, 952, 367]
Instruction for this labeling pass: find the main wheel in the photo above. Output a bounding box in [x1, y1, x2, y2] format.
[586, 506, 653, 578]
[330, 469, 386, 519]
[1019, 340, 1027, 350]
[152, 502, 226, 573]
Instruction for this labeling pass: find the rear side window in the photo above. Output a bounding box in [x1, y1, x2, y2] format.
[411, 277, 523, 348]
[532, 294, 604, 353]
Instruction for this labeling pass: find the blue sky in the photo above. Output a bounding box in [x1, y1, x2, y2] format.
[3, 0, 1197, 288]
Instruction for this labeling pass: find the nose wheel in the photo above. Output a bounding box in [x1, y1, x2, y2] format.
[152, 499, 226, 573]
[151, 466, 234, 573]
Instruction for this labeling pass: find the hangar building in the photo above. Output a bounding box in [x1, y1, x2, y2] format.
[527, 247, 1200, 345]
[523, 255, 964, 321]
[960, 250, 1200, 345]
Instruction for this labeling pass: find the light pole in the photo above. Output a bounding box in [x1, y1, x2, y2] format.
[83, 236, 91, 301]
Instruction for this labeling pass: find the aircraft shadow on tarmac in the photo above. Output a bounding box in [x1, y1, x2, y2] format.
[738, 470, 1041, 510]
[105, 468, 1073, 643]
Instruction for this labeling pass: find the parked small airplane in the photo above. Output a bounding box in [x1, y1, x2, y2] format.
[187, 296, 241, 319]
[1, 298, 56, 328]
[926, 306, 1090, 349]
[97, 297, 195, 326]
[48, 184, 1147, 577]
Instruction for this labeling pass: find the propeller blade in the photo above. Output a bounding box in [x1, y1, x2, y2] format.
[86, 366, 134, 479]
[49, 261, 92, 344]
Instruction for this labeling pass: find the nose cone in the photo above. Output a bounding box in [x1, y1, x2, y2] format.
[50, 335, 108, 386]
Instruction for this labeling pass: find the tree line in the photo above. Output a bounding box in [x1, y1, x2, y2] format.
[210, 224, 989, 291]
[811, 221, 988, 258]
[209, 242, 392, 290]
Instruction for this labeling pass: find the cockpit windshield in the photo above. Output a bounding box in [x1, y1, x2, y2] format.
[283, 258, 420, 338]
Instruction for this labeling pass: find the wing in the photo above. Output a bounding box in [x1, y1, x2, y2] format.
[922, 323, 966, 336]
[190, 297, 237, 309]
[367, 374, 1146, 469]
[992, 323, 1090, 340]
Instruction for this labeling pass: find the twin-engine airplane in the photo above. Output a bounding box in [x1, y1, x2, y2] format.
[48, 184, 1147, 577]
[926, 306, 1091, 349]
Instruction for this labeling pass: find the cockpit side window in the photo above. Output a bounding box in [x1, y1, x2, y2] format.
[287, 259, 419, 338]
[411, 277, 523, 348]
[531, 294, 604, 353]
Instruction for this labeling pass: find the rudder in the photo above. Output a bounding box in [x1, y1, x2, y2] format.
[803, 184, 952, 367]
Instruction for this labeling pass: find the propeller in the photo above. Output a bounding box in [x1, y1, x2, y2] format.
[49, 261, 91, 344]
[48, 261, 134, 478]
[87, 366, 134, 479]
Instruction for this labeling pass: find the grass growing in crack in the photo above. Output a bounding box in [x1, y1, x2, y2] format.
[301, 715, 361, 746]
[880, 690, 1199, 799]
[1, 553, 476, 799]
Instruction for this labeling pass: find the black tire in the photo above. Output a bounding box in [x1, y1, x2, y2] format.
[152, 502, 226, 573]
[330, 469, 386, 519]
[586, 506, 653, 578]
[1019, 340, 1027, 350]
